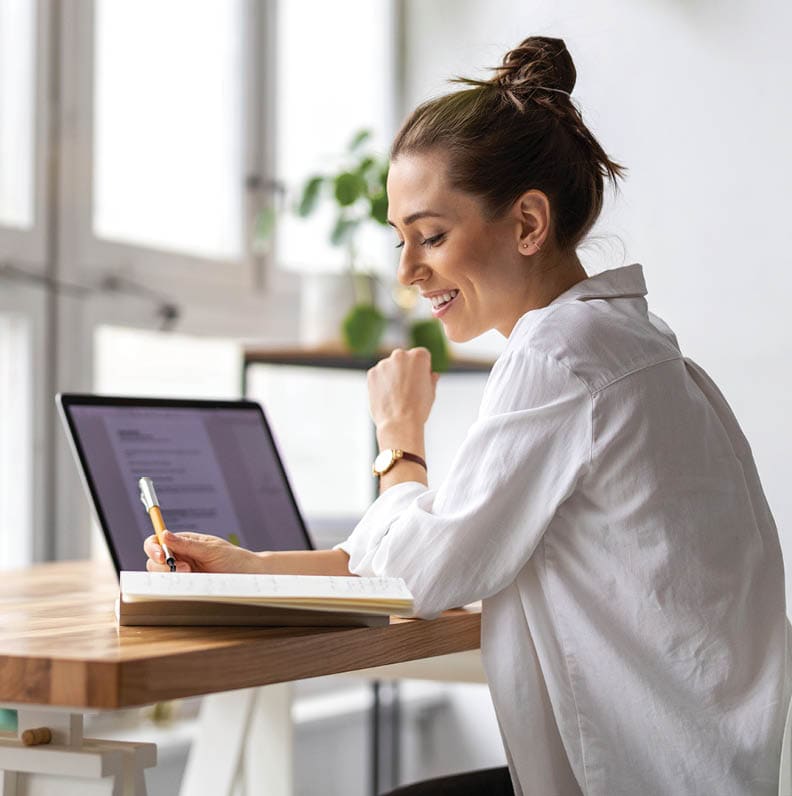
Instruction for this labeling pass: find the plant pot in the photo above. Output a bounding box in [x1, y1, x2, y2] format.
[299, 272, 357, 347]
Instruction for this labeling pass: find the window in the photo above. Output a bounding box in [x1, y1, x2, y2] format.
[0, 313, 32, 568]
[246, 365, 373, 528]
[275, 0, 396, 276]
[1, 1, 403, 566]
[0, 0, 36, 229]
[94, 325, 242, 400]
[93, 0, 246, 260]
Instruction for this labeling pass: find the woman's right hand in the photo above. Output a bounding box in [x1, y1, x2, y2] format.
[367, 347, 439, 433]
[144, 530, 263, 574]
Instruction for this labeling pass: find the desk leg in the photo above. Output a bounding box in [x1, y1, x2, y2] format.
[180, 684, 292, 796]
[0, 707, 156, 796]
[243, 685, 293, 796]
[0, 771, 18, 796]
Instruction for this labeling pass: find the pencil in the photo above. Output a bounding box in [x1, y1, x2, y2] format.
[138, 476, 176, 572]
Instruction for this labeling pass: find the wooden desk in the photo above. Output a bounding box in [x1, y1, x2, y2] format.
[0, 561, 481, 794]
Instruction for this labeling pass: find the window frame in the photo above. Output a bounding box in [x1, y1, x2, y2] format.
[62, 0, 279, 295]
[0, 0, 51, 266]
[0, 0, 53, 567]
[0, 284, 49, 567]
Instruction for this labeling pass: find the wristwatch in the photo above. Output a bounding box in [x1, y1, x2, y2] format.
[372, 449, 427, 477]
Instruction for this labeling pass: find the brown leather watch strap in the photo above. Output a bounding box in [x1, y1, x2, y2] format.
[373, 448, 428, 477]
[398, 450, 427, 470]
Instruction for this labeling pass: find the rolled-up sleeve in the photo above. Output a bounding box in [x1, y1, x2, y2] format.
[334, 347, 592, 618]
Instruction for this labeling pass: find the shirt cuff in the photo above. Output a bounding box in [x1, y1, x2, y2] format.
[333, 481, 427, 576]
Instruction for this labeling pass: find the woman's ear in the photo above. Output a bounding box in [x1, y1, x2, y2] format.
[513, 189, 551, 255]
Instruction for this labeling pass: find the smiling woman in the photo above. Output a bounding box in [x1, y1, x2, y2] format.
[384, 35, 623, 345]
[142, 35, 792, 796]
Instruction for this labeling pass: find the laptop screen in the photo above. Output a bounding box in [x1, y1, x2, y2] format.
[58, 395, 313, 573]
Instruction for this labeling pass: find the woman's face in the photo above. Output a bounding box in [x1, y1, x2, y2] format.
[386, 150, 532, 342]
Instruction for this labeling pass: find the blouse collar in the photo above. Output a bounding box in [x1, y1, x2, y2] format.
[507, 264, 648, 342]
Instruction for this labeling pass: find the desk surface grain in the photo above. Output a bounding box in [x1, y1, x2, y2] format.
[0, 561, 481, 710]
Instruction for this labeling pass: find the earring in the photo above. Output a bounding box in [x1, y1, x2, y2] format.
[521, 239, 542, 252]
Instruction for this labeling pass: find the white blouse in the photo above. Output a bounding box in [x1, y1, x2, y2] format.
[336, 264, 792, 796]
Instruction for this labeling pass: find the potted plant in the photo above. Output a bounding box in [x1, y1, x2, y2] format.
[297, 129, 389, 358]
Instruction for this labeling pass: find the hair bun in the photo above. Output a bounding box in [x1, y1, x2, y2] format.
[494, 36, 576, 96]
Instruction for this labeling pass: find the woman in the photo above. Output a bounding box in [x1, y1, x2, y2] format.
[145, 37, 791, 796]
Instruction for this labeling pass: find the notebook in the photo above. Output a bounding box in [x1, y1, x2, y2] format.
[117, 571, 414, 628]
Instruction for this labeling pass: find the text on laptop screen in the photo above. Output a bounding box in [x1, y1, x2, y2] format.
[67, 404, 310, 570]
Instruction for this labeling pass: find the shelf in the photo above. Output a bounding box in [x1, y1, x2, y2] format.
[243, 344, 494, 373]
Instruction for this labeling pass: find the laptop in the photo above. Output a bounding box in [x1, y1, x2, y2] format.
[56, 394, 313, 576]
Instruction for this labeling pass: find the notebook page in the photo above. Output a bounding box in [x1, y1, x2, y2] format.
[121, 571, 413, 603]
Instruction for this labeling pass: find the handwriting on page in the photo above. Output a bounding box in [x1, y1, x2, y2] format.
[121, 571, 412, 601]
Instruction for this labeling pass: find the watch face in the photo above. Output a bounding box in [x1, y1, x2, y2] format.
[374, 449, 395, 474]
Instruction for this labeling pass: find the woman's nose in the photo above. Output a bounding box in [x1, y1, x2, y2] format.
[396, 245, 429, 287]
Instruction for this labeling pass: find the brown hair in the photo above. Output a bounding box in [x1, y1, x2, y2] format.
[391, 36, 625, 250]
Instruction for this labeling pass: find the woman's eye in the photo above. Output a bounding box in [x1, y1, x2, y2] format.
[394, 233, 446, 250]
[421, 233, 446, 248]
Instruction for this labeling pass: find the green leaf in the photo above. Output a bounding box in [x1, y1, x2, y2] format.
[330, 216, 359, 246]
[342, 303, 387, 356]
[355, 156, 376, 179]
[409, 319, 450, 372]
[297, 176, 323, 217]
[348, 129, 372, 152]
[334, 172, 366, 206]
[369, 192, 389, 226]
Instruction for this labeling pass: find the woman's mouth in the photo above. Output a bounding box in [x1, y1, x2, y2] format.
[430, 289, 460, 318]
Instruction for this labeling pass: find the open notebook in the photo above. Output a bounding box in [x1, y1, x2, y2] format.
[117, 571, 415, 628]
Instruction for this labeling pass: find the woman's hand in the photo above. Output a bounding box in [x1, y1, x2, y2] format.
[144, 531, 263, 574]
[367, 347, 439, 432]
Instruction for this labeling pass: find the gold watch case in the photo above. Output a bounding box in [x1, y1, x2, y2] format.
[372, 448, 403, 477]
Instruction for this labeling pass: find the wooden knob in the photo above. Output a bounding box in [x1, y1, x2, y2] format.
[21, 727, 52, 746]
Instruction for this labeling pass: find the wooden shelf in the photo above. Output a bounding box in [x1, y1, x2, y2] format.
[243, 344, 494, 373]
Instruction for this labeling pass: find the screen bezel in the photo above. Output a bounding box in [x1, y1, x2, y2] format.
[56, 393, 315, 578]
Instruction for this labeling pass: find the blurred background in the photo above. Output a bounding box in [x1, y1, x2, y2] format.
[1, 0, 790, 794]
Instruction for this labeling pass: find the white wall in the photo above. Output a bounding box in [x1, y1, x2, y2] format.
[403, 0, 792, 606]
